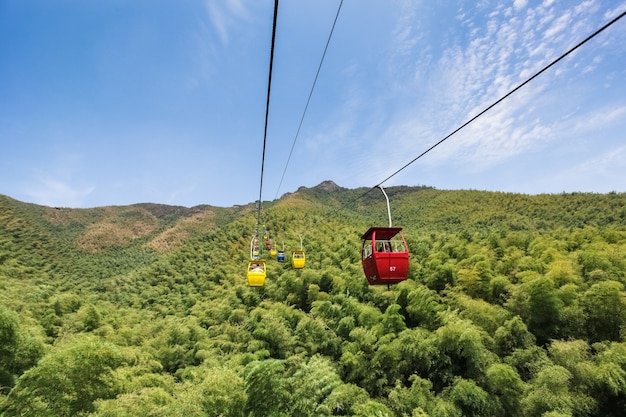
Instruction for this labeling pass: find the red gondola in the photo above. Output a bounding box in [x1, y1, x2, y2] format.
[361, 227, 409, 285]
[360, 186, 409, 285]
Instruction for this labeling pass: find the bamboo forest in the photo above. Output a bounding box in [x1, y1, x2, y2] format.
[1, 183, 625, 417]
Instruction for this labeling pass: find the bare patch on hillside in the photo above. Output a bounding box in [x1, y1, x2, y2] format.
[44, 206, 107, 226]
[77, 208, 159, 252]
[146, 210, 217, 252]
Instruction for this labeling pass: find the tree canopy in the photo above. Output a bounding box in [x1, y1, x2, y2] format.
[1, 186, 625, 416]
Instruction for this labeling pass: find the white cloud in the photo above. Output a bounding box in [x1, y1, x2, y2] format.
[16, 151, 96, 208]
[543, 11, 571, 39]
[204, 0, 251, 46]
[549, 145, 626, 192]
[26, 178, 95, 208]
[513, 0, 528, 10]
[570, 105, 626, 133]
[385, 0, 621, 174]
[605, 2, 626, 20]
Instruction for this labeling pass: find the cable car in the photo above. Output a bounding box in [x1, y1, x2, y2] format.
[292, 250, 305, 269]
[269, 239, 277, 257]
[361, 227, 408, 285]
[277, 242, 285, 262]
[361, 186, 409, 285]
[267, 237, 277, 257]
[247, 260, 266, 287]
[292, 235, 305, 269]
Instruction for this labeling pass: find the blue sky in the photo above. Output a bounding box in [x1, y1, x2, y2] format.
[1, 0, 625, 208]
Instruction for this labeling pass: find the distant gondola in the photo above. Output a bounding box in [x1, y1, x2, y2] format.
[247, 233, 265, 286]
[292, 234, 305, 269]
[277, 241, 285, 262]
[268, 239, 277, 257]
[292, 250, 305, 269]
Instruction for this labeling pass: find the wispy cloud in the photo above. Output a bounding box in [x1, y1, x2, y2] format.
[301, 1, 625, 192]
[25, 178, 95, 208]
[189, 0, 256, 88]
[548, 145, 626, 192]
[204, 0, 251, 46]
[513, 0, 528, 10]
[570, 104, 626, 133]
[385, 0, 621, 171]
[21, 152, 95, 208]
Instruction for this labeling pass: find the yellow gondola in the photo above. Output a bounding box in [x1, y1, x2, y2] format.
[269, 239, 277, 257]
[247, 260, 266, 287]
[292, 250, 305, 269]
[269, 238, 277, 257]
[291, 234, 305, 269]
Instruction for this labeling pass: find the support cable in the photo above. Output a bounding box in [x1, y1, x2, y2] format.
[274, 0, 344, 200]
[311, 8, 626, 221]
[257, 0, 280, 229]
[370, 8, 626, 191]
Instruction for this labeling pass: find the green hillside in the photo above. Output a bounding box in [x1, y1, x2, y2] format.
[1, 184, 625, 417]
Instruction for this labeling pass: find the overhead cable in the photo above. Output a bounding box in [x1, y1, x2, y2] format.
[371, 8, 626, 192]
[257, 0, 279, 228]
[319, 7, 626, 215]
[274, 0, 344, 200]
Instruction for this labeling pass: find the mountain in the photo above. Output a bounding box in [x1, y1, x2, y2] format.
[1, 185, 625, 416]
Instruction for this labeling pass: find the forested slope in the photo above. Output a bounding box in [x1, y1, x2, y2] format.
[1, 185, 625, 417]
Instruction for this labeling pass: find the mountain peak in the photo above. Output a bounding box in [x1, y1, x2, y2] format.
[313, 180, 343, 192]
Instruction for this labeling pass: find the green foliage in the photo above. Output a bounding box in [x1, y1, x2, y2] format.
[286, 355, 342, 416]
[1, 335, 123, 416]
[494, 316, 535, 357]
[92, 387, 174, 417]
[244, 359, 288, 417]
[403, 283, 445, 330]
[444, 377, 494, 417]
[0, 306, 45, 395]
[591, 341, 626, 416]
[317, 382, 370, 415]
[583, 280, 626, 342]
[388, 375, 435, 416]
[0, 307, 19, 373]
[520, 365, 576, 417]
[486, 363, 525, 417]
[504, 345, 553, 382]
[526, 277, 565, 345]
[1, 188, 626, 415]
[428, 314, 497, 390]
